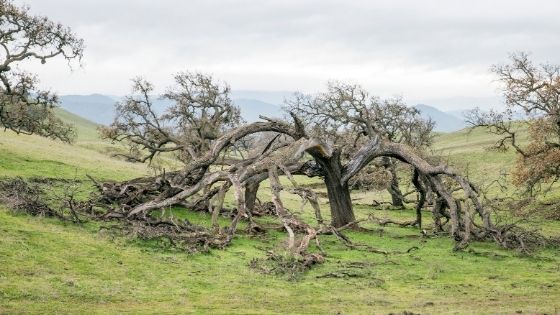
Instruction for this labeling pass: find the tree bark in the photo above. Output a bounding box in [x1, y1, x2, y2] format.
[313, 151, 356, 228]
[388, 175, 405, 208]
[411, 169, 426, 228]
[324, 174, 355, 228]
[383, 157, 405, 208]
[244, 181, 260, 213]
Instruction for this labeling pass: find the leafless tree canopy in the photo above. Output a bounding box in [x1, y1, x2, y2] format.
[0, 0, 84, 141]
[285, 82, 434, 207]
[286, 82, 433, 149]
[100, 73, 242, 164]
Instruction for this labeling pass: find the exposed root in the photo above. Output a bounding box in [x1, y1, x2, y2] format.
[318, 225, 419, 255]
[368, 213, 420, 228]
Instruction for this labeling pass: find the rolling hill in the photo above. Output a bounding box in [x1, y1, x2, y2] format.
[54, 108, 101, 141]
[0, 108, 147, 180]
[0, 108, 559, 314]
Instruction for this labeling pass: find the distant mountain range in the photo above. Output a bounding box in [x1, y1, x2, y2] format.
[233, 98, 284, 122]
[59, 94, 285, 126]
[414, 104, 468, 132]
[59, 94, 116, 126]
[58, 93, 470, 132]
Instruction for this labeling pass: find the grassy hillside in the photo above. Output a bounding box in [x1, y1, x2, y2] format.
[55, 108, 101, 141]
[0, 109, 147, 181]
[433, 125, 529, 185]
[1, 113, 559, 314]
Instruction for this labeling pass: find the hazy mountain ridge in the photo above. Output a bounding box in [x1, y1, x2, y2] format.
[59, 93, 469, 132]
[59, 93, 285, 126]
[233, 98, 284, 122]
[59, 94, 116, 126]
[414, 104, 468, 132]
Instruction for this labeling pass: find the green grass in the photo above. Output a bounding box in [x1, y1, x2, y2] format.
[0, 112, 559, 314]
[55, 108, 101, 142]
[433, 124, 528, 184]
[1, 207, 559, 314]
[0, 110, 148, 181]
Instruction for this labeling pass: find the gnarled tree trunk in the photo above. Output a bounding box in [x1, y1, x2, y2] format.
[313, 150, 355, 228]
[324, 173, 354, 228]
[382, 157, 405, 208]
[388, 174, 405, 208]
[244, 181, 260, 213]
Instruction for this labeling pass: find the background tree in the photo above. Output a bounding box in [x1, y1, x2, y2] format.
[467, 53, 560, 195]
[0, 0, 84, 142]
[346, 97, 434, 207]
[101, 72, 242, 164]
[100, 72, 244, 210]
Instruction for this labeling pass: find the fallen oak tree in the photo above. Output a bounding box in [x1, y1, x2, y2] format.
[96, 115, 521, 252]
[92, 77, 548, 266]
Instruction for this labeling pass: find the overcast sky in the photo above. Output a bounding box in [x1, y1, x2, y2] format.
[14, 0, 560, 108]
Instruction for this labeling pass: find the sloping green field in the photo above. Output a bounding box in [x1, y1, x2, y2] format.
[433, 125, 528, 183]
[0, 110, 147, 181]
[0, 111, 559, 314]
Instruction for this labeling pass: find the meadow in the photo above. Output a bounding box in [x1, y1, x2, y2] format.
[0, 111, 559, 314]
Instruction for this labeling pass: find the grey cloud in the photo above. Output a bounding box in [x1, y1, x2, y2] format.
[12, 0, 560, 108]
